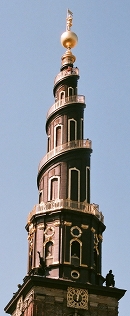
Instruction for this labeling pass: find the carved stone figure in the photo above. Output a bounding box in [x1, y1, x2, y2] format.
[106, 270, 115, 287]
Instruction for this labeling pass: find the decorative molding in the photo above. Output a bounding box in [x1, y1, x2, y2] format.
[99, 234, 103, 241]
[44, 236, 54, 243]
[23, 300, 28, 311]
[23, 290, 34, 311]
[94, 233, 99, 255]
[81, 224, 89, 229]
[70, 238, 82, 245]
[91, 227, 95, 233]
[54, 220, 60, 227]
[28, 293, 33, 305]
[28, 227, 36, 235]
[64, 221, 72, 226]
[70, 226, 82, 238]
[15, 296, 23, 316]
[44, 226, 55, 237]
[29, 223, 33, 231]
[38, 224, 44, 230]
[81, 264, 88, 267]
[71, 270, 80, 279]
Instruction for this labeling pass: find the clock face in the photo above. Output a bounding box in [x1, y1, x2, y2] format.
[67, 287, 88, 309]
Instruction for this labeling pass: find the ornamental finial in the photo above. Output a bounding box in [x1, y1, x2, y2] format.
[61, 10, 78, 50]
[60, 10, 78, 67]
[66, 9, 73, 31]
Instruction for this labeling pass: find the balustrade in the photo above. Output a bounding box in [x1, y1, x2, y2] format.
[54, 67, 79, 86]
[27, 199, 104, 223]
[38, 139, 92, 172]
[47, 94, 85, 119]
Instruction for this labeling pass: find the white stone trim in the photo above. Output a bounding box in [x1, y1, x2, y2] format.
[54, 124, 63, 148]
[70, 238, 82, 265]
[80, 118, 83, 139]
[59, 90, 65, 100]
[48, 176, 60, 201]
[68, 118, 77, 142]
[68, 86, 74, 96]
[86, 166, 90, 202]
[68, 167, 80, 202]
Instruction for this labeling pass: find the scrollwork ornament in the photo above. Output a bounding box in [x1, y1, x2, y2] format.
[94, 233, 99, 255]
[44, 226, 55, 237]
[16, 296, 23, 316]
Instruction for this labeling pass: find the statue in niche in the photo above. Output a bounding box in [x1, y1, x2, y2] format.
[106, 270, 115, 287]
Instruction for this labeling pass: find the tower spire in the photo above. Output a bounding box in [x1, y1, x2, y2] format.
[4, 11, 126, 316]
[60, 10, 78, 68]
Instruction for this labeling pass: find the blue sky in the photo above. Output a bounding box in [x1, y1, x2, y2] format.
[0, 1, 129, 315]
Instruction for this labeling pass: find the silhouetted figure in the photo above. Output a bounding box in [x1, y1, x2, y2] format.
[37, 251, 46, 276]
[106, 270, 115, 287]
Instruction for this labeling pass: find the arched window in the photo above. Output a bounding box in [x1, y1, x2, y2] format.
[68, 168, 80, 202]
[54, 124, 63, 148]
[47, 135, 50, 152]
[45, 241, 53, 266]
[39, 190, 42, 204]
[70, 240, 82, 267]
[50, 178, 58, 200]
[80, 118, 83, 139]
[48, 176, 60, 201]
[68, 87, 74, 98]
[86, 167, 90, 203]
[45, 241, 53, 258]
[68, 119, 77, 141]
[60, 90, 65, 103]
[56, 126, 61, 146]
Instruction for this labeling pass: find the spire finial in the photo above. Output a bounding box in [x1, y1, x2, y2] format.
[66, 9, 73, 31]
[60, 10, 78, 67]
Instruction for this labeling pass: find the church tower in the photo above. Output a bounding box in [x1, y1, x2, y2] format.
[5, 11, 126, 316]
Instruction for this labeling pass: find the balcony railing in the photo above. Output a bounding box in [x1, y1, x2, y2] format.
[54, 67, 79, 86]
[47, 95, 85, 119]
[38, 139, 92, 172]
[27, 199, 104, 223]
